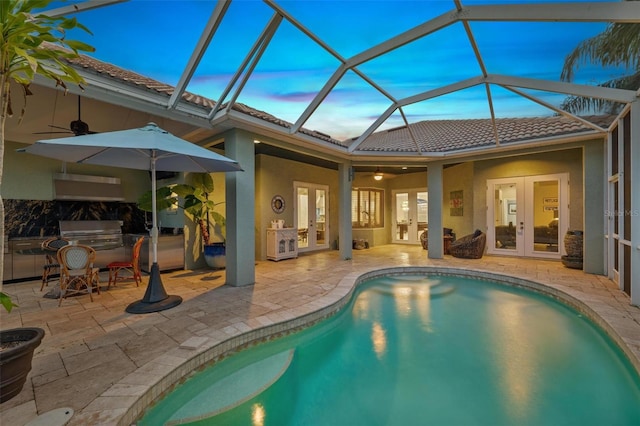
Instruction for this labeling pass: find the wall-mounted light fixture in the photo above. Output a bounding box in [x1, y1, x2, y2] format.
[374, 167, 383, 181]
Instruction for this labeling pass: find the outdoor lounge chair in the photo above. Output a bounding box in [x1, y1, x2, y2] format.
[449, 229, 486, 259]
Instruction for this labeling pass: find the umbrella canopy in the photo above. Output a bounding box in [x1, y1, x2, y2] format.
[19, 122, 243, 314]
[20, 122, 242, 173]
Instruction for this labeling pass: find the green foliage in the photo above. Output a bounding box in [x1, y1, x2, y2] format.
[0, 291, 18, 313]
[1, 0, 95, 118]
[560, 2, 640, 114]
[138, 173, 225, 245]
[1, 0, 94, 286]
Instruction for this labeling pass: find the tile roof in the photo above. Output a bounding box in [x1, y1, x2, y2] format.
[352, 115, 614, 153]
[63, 47, 614, 155]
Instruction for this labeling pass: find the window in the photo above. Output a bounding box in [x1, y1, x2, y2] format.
[352, 188, 384, 228]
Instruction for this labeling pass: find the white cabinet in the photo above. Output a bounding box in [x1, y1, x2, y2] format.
[266, 228, 298, 261]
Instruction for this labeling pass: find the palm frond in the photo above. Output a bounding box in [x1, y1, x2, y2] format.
[561, 16, 640, 82]
[560, 72, 640, 114]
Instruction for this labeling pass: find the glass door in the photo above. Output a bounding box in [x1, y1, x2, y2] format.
[295, 182, 329, 252]
[488, 179, 523, 255]
[487, 174, 567, 258]
[392, 189, 428, 244]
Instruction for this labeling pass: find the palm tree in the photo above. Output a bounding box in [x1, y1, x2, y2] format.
[560, 0, 640, 114]
[1, 0, 94, 289]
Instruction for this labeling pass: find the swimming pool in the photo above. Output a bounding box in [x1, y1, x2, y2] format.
[139, 273, 640, 425]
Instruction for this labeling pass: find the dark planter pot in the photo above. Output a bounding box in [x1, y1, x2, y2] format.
[0, 327, 45, 403]
[204, 243, 226, 269]
[564, 230, 584, 258]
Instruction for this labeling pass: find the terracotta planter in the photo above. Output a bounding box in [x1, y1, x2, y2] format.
[0, 327, 45, 403]
[204, 243, 226, 269]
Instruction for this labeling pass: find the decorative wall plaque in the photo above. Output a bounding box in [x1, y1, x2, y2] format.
[271, 195, 285, 213]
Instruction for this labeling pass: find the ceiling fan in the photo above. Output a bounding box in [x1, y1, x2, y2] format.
[34, 96, 97, 136]
[360, 166, 398, 181]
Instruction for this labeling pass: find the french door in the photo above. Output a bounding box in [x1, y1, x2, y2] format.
[486, 174, 568, 258]
[392, 189, 428, 244]
[294, 182, 329, 252]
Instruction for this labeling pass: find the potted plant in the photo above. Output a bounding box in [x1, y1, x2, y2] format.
[1, 292, 45, 403]
[138, 173, 226, 268]
[0, 0, 93, 404]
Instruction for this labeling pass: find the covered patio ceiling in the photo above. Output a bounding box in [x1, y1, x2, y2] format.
[29, 0, 640, 166]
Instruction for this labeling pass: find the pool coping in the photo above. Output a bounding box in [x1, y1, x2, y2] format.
[120, 266, 640, 425]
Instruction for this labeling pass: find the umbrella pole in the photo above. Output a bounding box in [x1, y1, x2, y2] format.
[126, 152, 182, 314]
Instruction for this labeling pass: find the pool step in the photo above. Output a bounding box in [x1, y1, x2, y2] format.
[371, 276, 455, 297]
[167, 349, 294, 425]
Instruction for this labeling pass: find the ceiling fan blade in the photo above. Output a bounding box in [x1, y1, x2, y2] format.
[48, 124, 69, 131]
[34, 95, 94, 136]
[33, 130, 73, 135]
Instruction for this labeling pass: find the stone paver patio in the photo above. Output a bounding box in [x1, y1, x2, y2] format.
[1, 245, 639, 425]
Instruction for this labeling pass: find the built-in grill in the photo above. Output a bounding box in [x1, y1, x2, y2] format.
[59, 220, 126, 268]
[59, 220, 124, 250]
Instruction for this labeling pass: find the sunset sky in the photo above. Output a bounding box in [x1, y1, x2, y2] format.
[44, 0, 629, 140]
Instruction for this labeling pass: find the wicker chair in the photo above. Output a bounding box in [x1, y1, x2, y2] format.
[57, 244, 100, 306]
[40, 237, 70, 291]
[449, 230, 486, 259]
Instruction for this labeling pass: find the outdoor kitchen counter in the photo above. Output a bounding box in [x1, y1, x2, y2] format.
[125, 233, 185, 273]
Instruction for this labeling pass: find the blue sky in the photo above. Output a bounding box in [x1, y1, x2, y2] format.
[47, 0, 629, 140]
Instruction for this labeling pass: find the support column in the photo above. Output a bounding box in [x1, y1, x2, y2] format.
[427, 163, 444, 258]
[338, 162, 353, 260]
[630, 101, 640, 306]
[583, 139, 606, 275]
[224, 129, 255, 287]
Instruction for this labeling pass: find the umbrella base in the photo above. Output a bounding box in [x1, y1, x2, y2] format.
[125, 295, 183, 314]
[125, 263, 182, 314]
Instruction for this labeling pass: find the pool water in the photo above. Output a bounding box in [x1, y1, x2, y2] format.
[139, 274, 640, 425]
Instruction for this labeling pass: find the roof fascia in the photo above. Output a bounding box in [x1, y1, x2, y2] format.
[462, 2, 640, 23]
[438, 136, 607, 166]
[167, 0, 230, 109]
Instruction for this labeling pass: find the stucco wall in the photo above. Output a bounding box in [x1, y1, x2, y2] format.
[3, 140, 150, 202]
[256, 155, 339, 260]
[443, 163, 475, 238]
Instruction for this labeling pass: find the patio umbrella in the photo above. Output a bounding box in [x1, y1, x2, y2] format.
[19, 122, 243, 314]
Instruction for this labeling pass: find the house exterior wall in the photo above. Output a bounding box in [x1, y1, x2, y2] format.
[472, 147, 585, 233]
[443, 163, 475, 238]
[255, 154, 339, 260]
[351, 173, 387, 247]
[3, 140, 149, 202]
